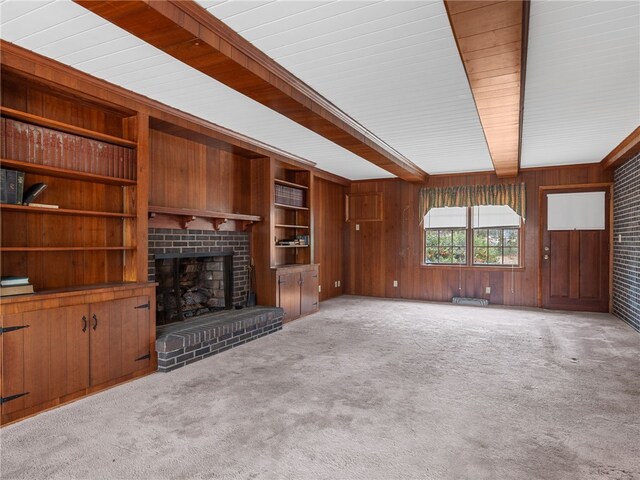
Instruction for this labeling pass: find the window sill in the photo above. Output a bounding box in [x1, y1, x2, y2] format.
[420, 264, 525, 272]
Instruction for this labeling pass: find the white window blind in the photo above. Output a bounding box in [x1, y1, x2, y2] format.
[423, 207, 467, 229]
[547, 192, 605, 231]
[472, 205, 521, 228]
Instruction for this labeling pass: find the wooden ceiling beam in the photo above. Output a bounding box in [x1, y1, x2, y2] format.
[445, 0, 530, 178]
[601, 127, 640, 170]
[73, 0, 427, 182]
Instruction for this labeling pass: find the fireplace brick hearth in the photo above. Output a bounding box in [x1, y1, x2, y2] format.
[156, 307, 284, 372]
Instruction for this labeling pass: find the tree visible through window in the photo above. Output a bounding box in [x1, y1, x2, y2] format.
[423, 205, 521, 266]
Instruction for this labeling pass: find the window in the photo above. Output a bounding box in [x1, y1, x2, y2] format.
[423, 205, 521, 266]
[424, 207, 467, 265]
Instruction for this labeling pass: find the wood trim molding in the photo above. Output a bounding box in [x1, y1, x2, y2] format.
[445, 0, 530, 178]
[0, 40, 349, 184]
[73, 0, 427, 182]
[601, 126, 640, 170]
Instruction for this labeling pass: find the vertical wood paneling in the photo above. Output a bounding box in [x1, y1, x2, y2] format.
[346, 164, 611, 307]
[313, 177, 345, 301]
[149, 128, 251, 214]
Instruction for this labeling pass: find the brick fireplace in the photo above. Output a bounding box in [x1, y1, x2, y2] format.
[148, 228, 250, 318]
[154, 253, 233, 326]
[149, 227, 283, 372]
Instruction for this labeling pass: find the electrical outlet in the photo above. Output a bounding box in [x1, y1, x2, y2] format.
[393, 280, 398, 287]
[334, 281, 338, 287]
[355, 224, 360, 231]
[485, 286, 491, 294]
[318, 285, 321, 293]
[337, 280, 341, 287]
[619, 234, 622, 242]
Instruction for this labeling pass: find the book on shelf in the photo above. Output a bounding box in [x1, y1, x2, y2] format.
[22, 182, 47, 205]
[0, 168, 25, 204]
[295, 235, 310, 246]
[26, 203, 59, 209]
[0, 284, 34, 297]
[274, 183, 305, 207]
[0, 276, 30, 286]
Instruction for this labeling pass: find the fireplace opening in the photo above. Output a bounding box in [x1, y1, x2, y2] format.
[155, 252, 233, 326]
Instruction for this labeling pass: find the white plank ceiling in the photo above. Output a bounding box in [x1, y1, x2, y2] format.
[1, 0, 639, 179]
[522, 0, 639, 167]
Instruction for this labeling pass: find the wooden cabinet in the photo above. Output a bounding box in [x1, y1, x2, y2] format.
[1, 306, 90, 418]
[275, 264, 319, 322]
[89, 296, 151, 386]
[0, 284, 155, 425]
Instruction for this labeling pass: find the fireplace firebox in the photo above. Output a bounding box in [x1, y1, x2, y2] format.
[155, 252, 233, 326]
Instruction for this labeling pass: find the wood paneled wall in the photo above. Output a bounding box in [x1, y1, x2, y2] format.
[1, 69, 131, 138]
[313, 177, 346, 301]
[346, 165, 612, 307]
[149, 128, 251, 213]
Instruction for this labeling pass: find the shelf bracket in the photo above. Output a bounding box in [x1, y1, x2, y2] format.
[212, 218, 228, 230]
[238, 220, 254, 231]
[180, 215, 197, 229]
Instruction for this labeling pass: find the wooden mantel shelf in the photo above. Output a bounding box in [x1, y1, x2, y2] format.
[148, 205, 261, 231]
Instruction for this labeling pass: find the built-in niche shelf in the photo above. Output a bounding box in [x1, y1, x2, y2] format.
[274, 178, 308, 190]
[274, 224, 310, 229]
[274, 203, 309, 211]
[0, 106, 137, 148]
[148, 205, 261, 231]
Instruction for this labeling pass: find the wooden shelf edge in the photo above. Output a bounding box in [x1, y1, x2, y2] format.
[275, 245, 309, 248]
[274, 203, 309, 211]
[0, 203, 135, 218]
[0, 282, 156, 305]
[1, 246, 136, 252]
[274, 224, 310, 229]
[274, 178, 309, 190]
[1, 106, 137, 148]
[0, 158, 137, 186]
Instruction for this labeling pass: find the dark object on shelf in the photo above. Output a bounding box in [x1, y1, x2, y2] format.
[22, 182, 47, 205]
[247, 260, 256, 307]
[0, 169, 6, 203]
[1, 276, 30, 287]
[1, 169, 25, 204]
[16, 171, 24, 204]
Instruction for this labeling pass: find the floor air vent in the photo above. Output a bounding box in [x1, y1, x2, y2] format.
[452, 297, 489, 306]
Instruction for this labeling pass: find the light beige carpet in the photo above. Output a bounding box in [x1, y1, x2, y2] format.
[1, 296, 639, 480]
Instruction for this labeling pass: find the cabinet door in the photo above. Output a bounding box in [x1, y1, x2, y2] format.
[277, 272, 301, 322]
[1, 305, 90, 419]
[90, 296, 151, 386]
[300, 269, 319, 316]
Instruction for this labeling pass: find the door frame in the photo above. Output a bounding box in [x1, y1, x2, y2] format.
[537, 182, 613, 311]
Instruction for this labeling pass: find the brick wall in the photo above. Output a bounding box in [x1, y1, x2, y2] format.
[613, 153, 640, 332]
[148, 228, 250, 307]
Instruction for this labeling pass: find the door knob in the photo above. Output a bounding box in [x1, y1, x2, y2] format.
[544, 254, 549, 260]
[544, 246, 550, 252]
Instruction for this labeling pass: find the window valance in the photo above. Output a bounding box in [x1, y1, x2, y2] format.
[419, 183, 526, 223]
